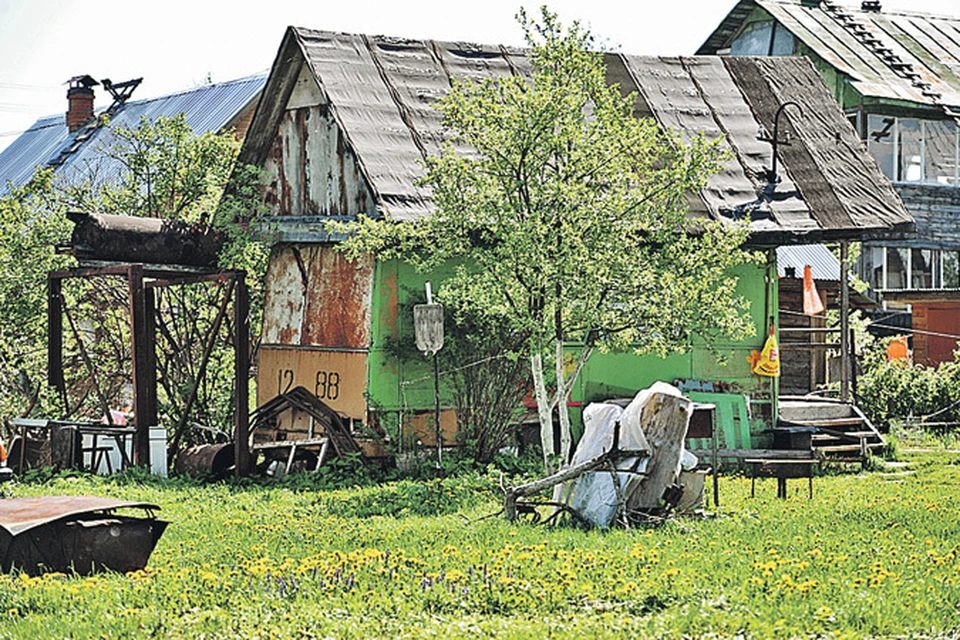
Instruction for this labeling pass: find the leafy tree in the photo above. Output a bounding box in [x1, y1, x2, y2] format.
[0, 115, 268, 447]
[0, 170, 72, 422]
[341, 9, 757, 472]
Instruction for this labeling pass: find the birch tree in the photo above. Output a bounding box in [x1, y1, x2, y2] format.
[341, 8, 757, 473]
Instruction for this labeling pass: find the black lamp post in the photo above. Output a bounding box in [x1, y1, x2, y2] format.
[757, 101, 804, 184]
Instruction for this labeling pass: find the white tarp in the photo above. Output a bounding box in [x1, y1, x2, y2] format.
[557, 381, 693, 528]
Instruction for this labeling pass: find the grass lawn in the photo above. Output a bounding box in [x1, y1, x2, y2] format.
[1, 448, 959, 639]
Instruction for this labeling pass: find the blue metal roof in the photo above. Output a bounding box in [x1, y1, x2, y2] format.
[0, 73, 266, 195]
[777, 244, 840, 281]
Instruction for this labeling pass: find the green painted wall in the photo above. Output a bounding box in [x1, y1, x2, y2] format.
[365, 253, 779, 439]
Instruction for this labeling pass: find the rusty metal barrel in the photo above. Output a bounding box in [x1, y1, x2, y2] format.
[174, 443, 234, 477]
[68, 212, 224, 268]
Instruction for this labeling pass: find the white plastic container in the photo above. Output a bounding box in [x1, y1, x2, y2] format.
[149, 427, 168, 477]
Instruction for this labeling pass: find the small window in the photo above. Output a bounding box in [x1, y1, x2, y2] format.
[886, 247, 908, 289]
[899, 119, 923, 182]
[911, 248, 934, 289]
[731, 22, 774, 56]
[923, 120, 958, 186]
[944, 251, 960, 288]
[868, 115, 896, 180]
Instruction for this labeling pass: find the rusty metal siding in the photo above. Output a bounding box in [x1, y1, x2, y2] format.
[301, 246, 374, 348]
[261, 245, 373, 349]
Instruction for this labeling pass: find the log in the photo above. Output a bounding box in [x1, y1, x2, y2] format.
[504, 448, 649, 522]
[627, 393, 692, 512]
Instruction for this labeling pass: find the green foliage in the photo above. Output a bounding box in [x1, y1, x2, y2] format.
[857, 337, 960, 431]
[0, 170, 72, 425]
[2, 451, 960, 637]
[340, 9, 757, 471]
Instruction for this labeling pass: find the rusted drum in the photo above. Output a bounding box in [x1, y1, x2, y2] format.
[174, 443, 234, 477]
[68, 212, 223, 268]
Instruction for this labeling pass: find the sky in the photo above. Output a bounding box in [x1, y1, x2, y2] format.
[0, 0, 958, 153]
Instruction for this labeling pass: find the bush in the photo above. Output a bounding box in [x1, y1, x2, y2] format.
[858, 338, 960, 430]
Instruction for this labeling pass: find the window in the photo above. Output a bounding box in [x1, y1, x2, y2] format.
[731, 21, 795, 56]
[886, 247, 908, 289]
[911, 248, 934, 289]
[865, 114, 960, 185]
[944, 252, 960, 289]
[924, 120, 958, 186]
[873, 247, 958, 291]
[868, 115, 896, 180]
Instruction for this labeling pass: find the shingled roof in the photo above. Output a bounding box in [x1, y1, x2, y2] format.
[238, 26, 913, 244]
[698, 0, 960, 114]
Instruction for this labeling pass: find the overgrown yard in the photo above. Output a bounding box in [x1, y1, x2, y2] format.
[2, 450, 960, 639]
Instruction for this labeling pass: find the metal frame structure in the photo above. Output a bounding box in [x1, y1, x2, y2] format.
[47, 264, 251, 477]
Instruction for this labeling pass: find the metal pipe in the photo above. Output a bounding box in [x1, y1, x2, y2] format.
[840, 242, 851, 402]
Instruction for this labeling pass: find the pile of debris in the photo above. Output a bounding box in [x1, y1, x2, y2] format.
[505, 382, 704, 528]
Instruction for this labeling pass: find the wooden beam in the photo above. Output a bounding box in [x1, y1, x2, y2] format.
[234, 273, 251, 478]
[128, 264, 152, 466]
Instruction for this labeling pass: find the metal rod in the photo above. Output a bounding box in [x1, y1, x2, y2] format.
[433, 351, 442, 478]
[170, 278, 236, 454]
[840, 241, 851, 402]
[60, 295, 113, 426]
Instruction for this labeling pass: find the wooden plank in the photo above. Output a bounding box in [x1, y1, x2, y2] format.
[691, 448, 816, 460]
[234, 274, 251, 478]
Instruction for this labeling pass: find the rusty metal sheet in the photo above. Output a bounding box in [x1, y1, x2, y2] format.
[261, 246, 305, 345]
[301, 246, 374, 348]
[263, 245, 372, 349]
[402, 409, 458, 447]
[257, 347, 368, 420]
[0, 496, 160, 536]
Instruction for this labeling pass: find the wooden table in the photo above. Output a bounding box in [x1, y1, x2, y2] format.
[11, 419, 136, 473]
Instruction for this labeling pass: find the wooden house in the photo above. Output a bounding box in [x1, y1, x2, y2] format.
[699, 0, 960, 366]
[236, 27, 911, 448]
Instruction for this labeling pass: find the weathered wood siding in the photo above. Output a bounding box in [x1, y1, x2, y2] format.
[778, 279, 831, 396]
[870, 185, 960, 251]
[260, 63, 376, 219]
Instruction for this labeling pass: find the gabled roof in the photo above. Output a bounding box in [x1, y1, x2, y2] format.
[0, 74, 267, 195]
[698, 0, 960, 113]
[239, 26, 913, 244]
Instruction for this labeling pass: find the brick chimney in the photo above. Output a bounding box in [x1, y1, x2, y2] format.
[66, 75, 99, 133]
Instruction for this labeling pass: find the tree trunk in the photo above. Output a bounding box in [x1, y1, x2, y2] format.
[530, 351, 555, 474]
[555, 338, 572, 466]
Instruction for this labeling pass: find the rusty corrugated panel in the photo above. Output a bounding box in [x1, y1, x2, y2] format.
[301, 246, 374, 348]
[261, 246, 306, 345]
[0, 496, 159, 536]
[262, 245, 373, 349]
